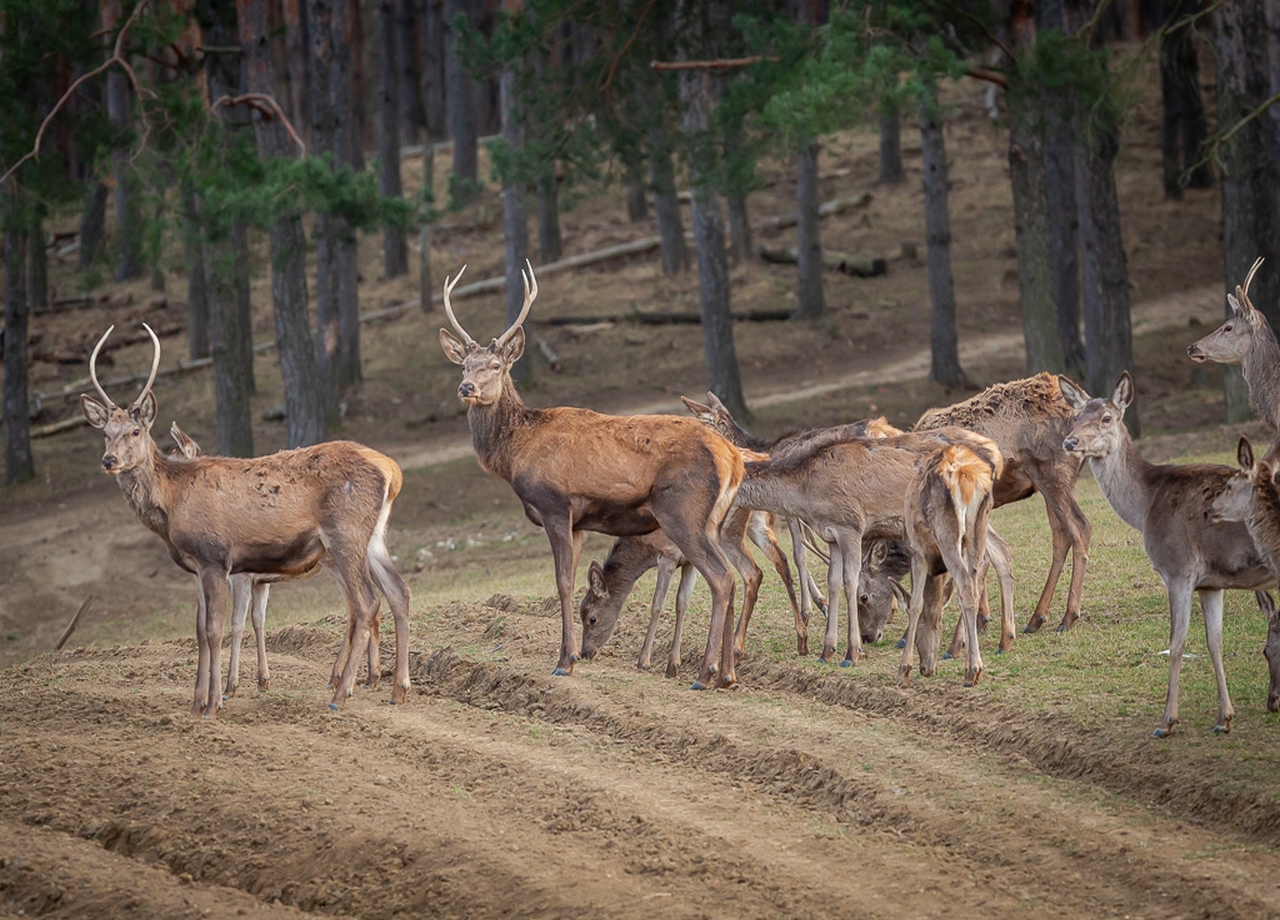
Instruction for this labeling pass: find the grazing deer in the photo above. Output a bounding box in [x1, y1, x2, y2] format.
[438, 263, 744, 689]
[1207, 436, 1280, 713]
[897, 440, 1000, 687]
[81, 325, 411, 716]
[915, 372, 1090, 634]
[1187, 258, 1280, 429]
[578, 507, 797, 675]
[167, 423, 379, 700]
[1061, 372, 1275, 737]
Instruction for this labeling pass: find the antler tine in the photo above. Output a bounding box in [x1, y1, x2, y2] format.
[442, 265, 475, 346]
[88, 325, 117, 408]
[496, 259, 539, 348]
[131, 323, 162, 410]
[1239, 256, 1265, 310]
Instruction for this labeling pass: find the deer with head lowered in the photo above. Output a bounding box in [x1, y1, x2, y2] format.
[438, 262, 744, 689]
[80, 325, 411, 716]
[1187, 258, 1280, 429]
[1061, 372, 1276, 737]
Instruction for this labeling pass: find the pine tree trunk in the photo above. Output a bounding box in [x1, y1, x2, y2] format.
[792, 142, 825, 320]
[283, 0, 309, 146]
[1159, 0, 1213, 197]
[444, 0, 478, 202]
[379, 0, 408, 279]
[28, 215, 47, 314]
[106, 68, 142, 281]
[918, 95, 966, 388]
[307, 0, 339, 417]
[180, 182, 210, 360]
[331, 0, 362, 389]
[624, 154, 648, 222]
[423, 0, 446, 141]
[4, 222, 34, 484]
[204, 222, 255, 458]
[650, 147, 688, 274]
[398, 0, 423, 145]
[501, 68, 532, 385]
[1044, 104, 1084, 377]
[240, 0, 327, 447]
[878, 105, 905, 185]
[79, 180, 108, 270]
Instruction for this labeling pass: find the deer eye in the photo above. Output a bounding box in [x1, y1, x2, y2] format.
[1224, 324, 1234, 332]
[490, 361, 500, 370]
[1102, 414, 1112, 424]
[132, 429, 141, 437]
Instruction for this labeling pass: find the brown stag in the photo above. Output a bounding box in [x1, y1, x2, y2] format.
[1206, 436, 1280, 713]
[914, 372, 1090, 633]
[1187, 259, 1280, 429]
[1061, 372, 1275, 737]
[81, 325, 411, 716]
[438, 263, 744, 689]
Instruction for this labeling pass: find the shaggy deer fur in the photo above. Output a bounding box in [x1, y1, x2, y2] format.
[81, 325, 410, 716]
[439, 263, 744, 689]
[1062, 372, 1274, 737]
[914, 372, 1089, 633]
[1187, 258, 1280, 429]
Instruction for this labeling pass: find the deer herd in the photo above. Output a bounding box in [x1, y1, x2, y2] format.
[79, 257, 1280, 738]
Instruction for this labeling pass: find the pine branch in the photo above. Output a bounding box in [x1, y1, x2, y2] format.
[212, 93, 307, 156]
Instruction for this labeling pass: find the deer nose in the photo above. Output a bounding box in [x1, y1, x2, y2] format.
[1063, 436, 1079, 452]
[458, 381, 475, 399]
[101, 454, 117, 471]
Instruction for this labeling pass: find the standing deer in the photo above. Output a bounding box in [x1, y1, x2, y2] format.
[167, 423, 379, 700]
[438, 263, 744, 689]
[1187, 258, 1280, 429]
[81, 325, 411, 716]
[1061, 372, 1275, 737]
[915, 373, 1090, 634]
[1207, 436, 1280, 713]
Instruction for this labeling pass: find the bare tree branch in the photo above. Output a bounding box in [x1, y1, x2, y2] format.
[651, 56, 770, 72]
[212, 92, 307, 156]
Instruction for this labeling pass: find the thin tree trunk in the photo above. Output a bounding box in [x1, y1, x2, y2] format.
[420, 132, 435, 313]
[624, 154, 648, 222]
[28, 215, 47, 314]
[398, 0, 423, 145]
[230, 220, 255, 395]
[379, 0, 408, 279]
[1159, 0, 1213, 196]
[107, 66, 142, 281]
[501, 68, 532, 385]
[792, 142, 825, 320]
[240, 0, 327, 447]
[283, 0, 310, 148]
[204, 220, 255, 458]
[4, 220, 34, 484]
[918, 94, 966, 389]
[79, 180, 108, 270]
[1044, 103, 1084, 377]
[423, 0, 446, 140]
[444, 0, 478, 202]
[331, 0, 361, 389]
[308, 0, 339, 418]
[180, 182, 210, 360]
[878, 105, 905, 185]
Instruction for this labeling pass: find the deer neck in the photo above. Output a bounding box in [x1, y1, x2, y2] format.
[116, 446, 173, 539]
[1087, 433, 1155, 531]
[467, 382, 534, 482]
[1242, 333, 1280, 427]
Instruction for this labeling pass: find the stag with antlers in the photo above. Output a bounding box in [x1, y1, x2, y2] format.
[81, 325, 411, 716]
[438, 262, 745, 689]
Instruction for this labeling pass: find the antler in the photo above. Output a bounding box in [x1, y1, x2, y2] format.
[1236, 256, 1265, 313]
[442, 265, 475, 346]
[495, 259, 539, 348]
[88, 325, 117, 408]
[132, 323, 162, 410]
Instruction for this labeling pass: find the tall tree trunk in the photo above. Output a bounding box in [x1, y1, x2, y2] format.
[423, 0, 446, 141]
[379, 0, 408, 279]
[240, 0, 327, 447]
[3, 218, 34, 484]
[500, 68, 532, 386]
[444, 0, 478, 203]
[1214, 0, 1280, 423]
[918, 93, 966, 389]
[28, 215, 46, 314]
[106, 63, 142, 281]
[624, 154, 648, 222]
[677, 12, 747, 420]
[180, 182, 210, 360]
[331, 0, 362, 390]
[878, 105, 905, 185]
[283, 0, 310, 147]
[792, 142, 825, 320]
[650, 140, 688, 273]
[1158, 0, 1213, 197]
[308, 0, 339, 418]
[398, 0, 424, 145]
[420, 127, 435, 313]
[79, 180, 108, 270]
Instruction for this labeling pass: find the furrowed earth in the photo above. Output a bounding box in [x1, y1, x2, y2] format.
[6, 63, 1280, 918]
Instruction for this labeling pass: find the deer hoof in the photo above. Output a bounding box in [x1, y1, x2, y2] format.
[1022, 618, 1044, 634]
[551, 667, 573, 677]
[690, 680, 709, 691]
[894, 637, 906, 650]
[897, 665, 912, 685]
[839, 658, 855, 668]
[328, 702, 341, 711]
[258, 679, 270, 691]
[1055, 622, 1070, 633]
[796, 636, 809, 656]
[941, 651, 954, 661]
[664, 663, 679, 679]
[1152, 725, 1171, 739]
[1213, 721, 1232, 735]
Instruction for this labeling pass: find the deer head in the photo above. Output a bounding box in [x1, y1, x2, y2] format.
[439, 261, 538, 406]
[1187, 257, 1266, 364]
[79, 324, 162, 474]
[1060, 372, 1133, 459]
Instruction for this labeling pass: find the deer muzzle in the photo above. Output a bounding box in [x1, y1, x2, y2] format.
[1062, 436, 1081, 453]
[101, 454, 118, 473]
[458, 381, 476, 400]
[1186, 343, 1207, 363]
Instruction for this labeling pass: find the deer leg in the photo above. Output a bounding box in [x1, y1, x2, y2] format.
[364, 604, 382, 691]
[1155, 580, 1195, 738]
[915, 574, 948, 677]
[723, 530, 762, 662]
[959, 568, 984, 687]
[837, 532, 865, 667]
[985, 528, 1016, 653]
[251, 581, 270, 691]
[665, 563, 697, 679]
[787, 517, 813, 654]
[329, 566, 380, 709]
[820, 540, 843, 663]
[640, 556, 679, 672]
[1024, 494, 1071, 633]
[370, 545, 412, 705]
[546, 520, 583, 677]
[198, 568, 230, 719]
[1200, 589, 1233, 734]
[898, 554, 931, 684]
[1057, 496, 1092, 631]
[192, 583, 211, 717]
[223, 575, 250, 700]
[748, 512, 801, 641]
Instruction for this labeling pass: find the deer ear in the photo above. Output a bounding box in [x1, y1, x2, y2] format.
[1112, 372, 1134, 412]
[1239, 436, 1255, 471]
[80, 394, 110, 430]
[501, 325, 525, 364]
[131, 391, 157, 429]
[1056, 375, 1090, 410]
[681, 395, 713, 420]
[587, 560, 608, 597]
[439, 329, 468, 365]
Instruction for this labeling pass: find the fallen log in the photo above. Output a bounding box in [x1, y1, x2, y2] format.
[754, 192, 873, 234]
[757, 247, 888, 278]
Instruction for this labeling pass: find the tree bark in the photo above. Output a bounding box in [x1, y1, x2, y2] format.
[28, 215, 47, 314]
[331, 0, 362, 390]
[307, 0, 339, 417]
[379, 0, 409, 279]
[282, 0, 310, 146]
[792, 142, 825, 320]
[398, 0, 424, 145]
[422, 0, 446, 141]
[240, 0, 327, 447]
[501, 68, 532, 386]
[878, 105, 904, 185]
[918, 94, 966, 389]
[1158, 0, 1213, 197]
[624, 154, 648, 222]
[180, 182, 210, 360]
[444, 0, 478, 202]
[650, 142, 687, 274]
[79, 181, 108, 271]
[105, 40, 142, 280]
[4, 220, 34, 484]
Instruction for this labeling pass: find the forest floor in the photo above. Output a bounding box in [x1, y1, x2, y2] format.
[7, 56, 1280, 919]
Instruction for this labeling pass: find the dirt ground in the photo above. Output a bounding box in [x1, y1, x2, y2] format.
[8, 56, 1280, 919]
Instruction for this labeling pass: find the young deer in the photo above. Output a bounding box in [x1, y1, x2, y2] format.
[438, 263, 744, 690]
[1207, 436, 1280, 713]
[1187, 258, 1280, 429]
[914, 372, 1090, 634]
[167, 423, 378, 701]
[81, 325, 411, 716]
[578, 506, 796, 675]
[1061, 372, 1275, 737]
[897, 440, 1000, 687]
